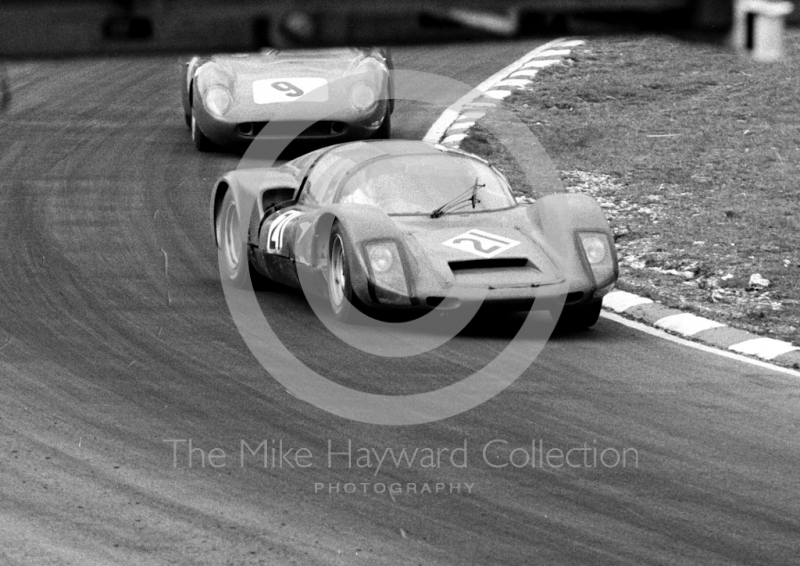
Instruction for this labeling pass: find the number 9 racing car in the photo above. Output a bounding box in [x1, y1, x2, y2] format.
[211, 140, 618, 327]
[181, 48, 393, 151]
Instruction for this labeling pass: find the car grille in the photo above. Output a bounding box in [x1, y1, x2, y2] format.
[237, 121, 348, 138]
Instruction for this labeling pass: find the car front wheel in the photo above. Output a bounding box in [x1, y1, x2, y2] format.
[328, 224, 362, 322]
[191, 106, 213, 152]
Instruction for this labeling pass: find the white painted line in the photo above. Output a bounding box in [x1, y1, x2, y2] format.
[447, 121, 474, 131]
[461, 102, 497, 108]
[428, 109, 461, 142]
[729, 338, 800, 360]
[509, 70, 540, 78]
[424, 37, 574, 143]
[494, 78, 532, 88]
[554, 39, 586, 47]
[601, 311, 800, 378]
[441, 133, 468, 145]
[461, 111, 487, 120]
[521, 60, 562, 69]
[485, 90, 513, 99]
[603, 291, 654, 313]
[533, 49, 572, 58]
[655, 313, 726, 336]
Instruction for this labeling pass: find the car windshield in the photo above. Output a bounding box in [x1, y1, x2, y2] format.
[337, 154, 516, 215]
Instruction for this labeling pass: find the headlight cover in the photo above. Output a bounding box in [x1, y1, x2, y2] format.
[578, 232, 616, 288]
[204, 85, 233, 117]
[350, 81, 377, 112]
[349, 55, 386, 112]
[367, 244, 394, 273]
[364, 241, 409, 304]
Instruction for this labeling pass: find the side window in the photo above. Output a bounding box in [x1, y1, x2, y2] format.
[262, 187, 297, 211]
[298, 152, 354, 205]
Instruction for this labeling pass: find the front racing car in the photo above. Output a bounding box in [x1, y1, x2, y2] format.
[313, 148, 618, 325]
[211, 141, 618, 328]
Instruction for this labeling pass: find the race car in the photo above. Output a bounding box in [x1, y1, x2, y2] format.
[211, 140, 618, 327]
[181, 47, 393, 151]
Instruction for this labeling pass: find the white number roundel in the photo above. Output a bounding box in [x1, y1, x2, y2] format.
[252, 78, 329, 104]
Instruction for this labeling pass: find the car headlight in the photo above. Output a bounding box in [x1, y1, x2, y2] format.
[204, 85, 233, 117]
[364, 241, 409, 304]
[580, 233, 606, 265]
[367, 244, 394, 273]
[350, 82, 377, 111]
[578, 232, 616, 290]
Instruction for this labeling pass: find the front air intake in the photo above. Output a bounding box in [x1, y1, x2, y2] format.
[448, 258, 546, 288]
[448, 258, 531, 272]
[240, 121, 347, 138]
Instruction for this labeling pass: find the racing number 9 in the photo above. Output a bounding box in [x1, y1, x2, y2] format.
[271, 81, 304, 98]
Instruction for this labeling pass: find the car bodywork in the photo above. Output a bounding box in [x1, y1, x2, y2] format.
[211, 140, 618, 324]
[181, 47, 394, 150]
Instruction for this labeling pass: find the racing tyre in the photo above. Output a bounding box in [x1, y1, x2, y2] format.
[372, 109, 391, 140]
[217, 190, 249, 287]
[191, 107, 213, 152]
[557, 300, 602, 330]
[328, 223, 362, 323]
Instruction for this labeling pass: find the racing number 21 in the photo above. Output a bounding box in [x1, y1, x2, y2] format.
[443, 229, 520, 259]
[451, 237, 502, 255]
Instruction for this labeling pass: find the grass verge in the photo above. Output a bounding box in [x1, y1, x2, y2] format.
[462, 31, 800, 343]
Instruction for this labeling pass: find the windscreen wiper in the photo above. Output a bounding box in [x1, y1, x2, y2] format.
[430, 178, 484, 218]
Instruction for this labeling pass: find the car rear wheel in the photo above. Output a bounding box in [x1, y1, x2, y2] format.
[556, 300, 602, 330]
[217, 190, 249, 286]
[191, 107, 213, 152]
[328, 224, 361, 322]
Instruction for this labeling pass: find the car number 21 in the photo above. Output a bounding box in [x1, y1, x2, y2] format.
[252, 77, 329, 104]
[442, 229, 520, 259]
[266, 210, 303, 254]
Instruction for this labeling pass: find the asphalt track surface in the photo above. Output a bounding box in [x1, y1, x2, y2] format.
[1, 42, 799, 565]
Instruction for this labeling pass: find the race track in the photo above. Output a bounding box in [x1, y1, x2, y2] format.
[1, 42, 799, 565]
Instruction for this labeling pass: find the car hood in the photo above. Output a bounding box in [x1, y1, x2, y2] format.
[394, 211, 566, 289]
